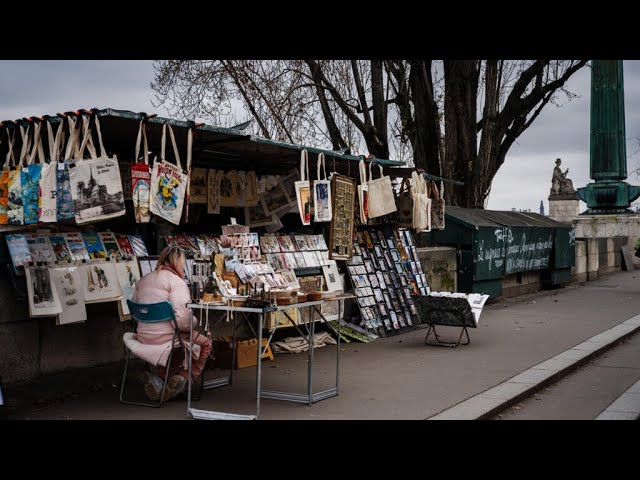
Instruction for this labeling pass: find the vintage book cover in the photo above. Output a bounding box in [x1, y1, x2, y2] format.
[116, 234, 135, 257]
[82, 233, 108, 260]
[99, 232, 122, 259]
[128, 235, 149, 257]
[49, 235, 72, 261]
[5, 233, 32, 268]
[64, 233, 91, 261]
[26, 234, 56, 263]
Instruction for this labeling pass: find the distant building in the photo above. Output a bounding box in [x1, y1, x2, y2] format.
[540, 200, 545, 216]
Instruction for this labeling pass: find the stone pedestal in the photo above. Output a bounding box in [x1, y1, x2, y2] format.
[573, 214, 640, 277]
[548, 194, 580, 224]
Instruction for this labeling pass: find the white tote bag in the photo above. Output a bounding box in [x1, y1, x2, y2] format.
[411, 171, 431, 232]
[357, 159, 369, 224]
[39, 120, 64, 223]
[131, 120, 152, 223]
[366, 162, 397, 219]
[313, 152, 332, 222]
[149, 123, 189, 225]
[69, 116, 126, 224]
[294, 149, 312, 225]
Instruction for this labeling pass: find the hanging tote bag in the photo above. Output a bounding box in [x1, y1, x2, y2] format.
[22, 121, 45, 225]
[0, 129, 14, 224]
[313, 152, 332, 222]
[366, 162, 397, 219]
[69, 115, 126, 224]
[57, 116, 80, 221]
[149, 123, 188, 225]
[430, 179, 446, 230]
[395, 177, 413, 228]
[39, 120, 64, 223]
[411, 171, 431, 232]
[357, 159, 369, 224]
[7, 124, 31, 225]
[294, 149, 312, 225]
[131, 120, 151, 223]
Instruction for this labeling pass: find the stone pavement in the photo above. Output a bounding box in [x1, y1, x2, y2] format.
[4, 270, 640, 420]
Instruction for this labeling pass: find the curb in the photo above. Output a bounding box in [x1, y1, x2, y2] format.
[428, 314, 640, 420]
[595, 379, 640, 420]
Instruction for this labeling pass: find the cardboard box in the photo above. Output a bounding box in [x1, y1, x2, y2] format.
[264, 308, 298, 330]
[212, 336, 258, 370]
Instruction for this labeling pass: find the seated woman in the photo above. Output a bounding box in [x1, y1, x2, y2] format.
[131, 246, 213, 402]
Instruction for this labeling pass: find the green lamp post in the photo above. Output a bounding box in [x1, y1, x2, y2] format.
[578, 60, 640, 213]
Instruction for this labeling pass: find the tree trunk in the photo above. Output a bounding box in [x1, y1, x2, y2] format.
[409, 60, 440, 176]
[444, 60, 479, 207]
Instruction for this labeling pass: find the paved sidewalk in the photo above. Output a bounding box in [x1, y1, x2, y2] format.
[5, 270, 640, 420]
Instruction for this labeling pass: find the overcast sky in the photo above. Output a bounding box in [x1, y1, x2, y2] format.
[2, 60, 639, 213]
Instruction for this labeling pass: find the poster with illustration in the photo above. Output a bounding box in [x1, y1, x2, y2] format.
[5, 233, 31, 269]
[313, 153, 332, 222]
[115, 259, 141, 317]
[219, 170, 238, 207]
[64, 232, 90, 261]
[50, 266, 87, 325]
[188, 168, 208, 204]
[128, 235, 149, 257]
[80, 262, 122, 303]
[49, 235, 72, 261]
[82, 233, 108, 260]
[207, 169, 223, 214]
[25, 235, 56, 263]
[99, 232, 122, 258]
[245, 202, 277, 228]
[322, 260, 343, 292]
[116, 234, 135, 257]
[25, 266, 63, 317]
[131, 163, 151, 223]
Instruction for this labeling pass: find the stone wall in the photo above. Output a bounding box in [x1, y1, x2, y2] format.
[416, 247, 457, 293]
[502, 271, 542, 298]
[548, 198, 581, 224]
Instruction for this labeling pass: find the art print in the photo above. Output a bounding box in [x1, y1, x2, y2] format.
[25, 266, 62, 317]
[49, 235, 72, 262]
[115, 260, 141, 317]
[26, 235, 56, 263]
[81, 262, 122, 303]
[50, 266, 86, 325]
[64, 232, 90, 261]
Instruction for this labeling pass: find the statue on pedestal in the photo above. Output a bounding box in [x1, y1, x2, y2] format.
[550, 158, 576, 196]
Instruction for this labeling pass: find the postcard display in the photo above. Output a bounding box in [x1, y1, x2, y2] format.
[346, 226, 429, 335]
[5, 231, 150, 324]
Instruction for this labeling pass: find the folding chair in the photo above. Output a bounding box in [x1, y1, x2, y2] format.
[120, 300, 184, 408]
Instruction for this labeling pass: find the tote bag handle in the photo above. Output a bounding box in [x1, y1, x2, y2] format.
[161, 123, 183, 170]
[4, 129, 16, 168]
[368, 161, 384, 184]
[134, 120, 149, 165]
[300, 149, 309, 182]
[317, 152, 327, 181]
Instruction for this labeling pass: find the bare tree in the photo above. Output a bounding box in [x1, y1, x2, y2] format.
[152, 59, 587, 208]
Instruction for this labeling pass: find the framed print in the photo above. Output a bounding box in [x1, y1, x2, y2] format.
[376, 271, 386, 289]
[328, 174, 356, 261]
[245, 202, 277, 228]
[409, 302, 418, 316]
[383, 292, 393, 310]
[322, 260, 343, 292]
[369, 274, 378, 288]
[390, 249, 400, 263]
[378, 303, 387, 317]
[261, 181, 292, 215]
[25, 266, 63, 317]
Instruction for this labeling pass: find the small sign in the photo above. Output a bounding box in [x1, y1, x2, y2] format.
[230, 217, 237, 225]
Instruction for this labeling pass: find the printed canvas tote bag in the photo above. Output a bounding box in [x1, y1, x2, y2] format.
[69, 115, 126, 224]
[411, 171, 431, 232]
[131, 120, 151, 223]
[22, 121, 45, 225]
[56, 116, 79, 221]
[395, 177, 413, 228]
[313, 152, 332, 222]
[38, 120, 64, 223]
[8, 124, 31, 225]
[149, 123, 189, 225]
[366, 162, 397, 219]
[0, 128, 15, 224]
[294, 149, 312, 225]
[429, 179, 445, 230]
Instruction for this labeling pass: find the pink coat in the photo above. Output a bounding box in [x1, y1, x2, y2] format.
[129, 268, 200, 367]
